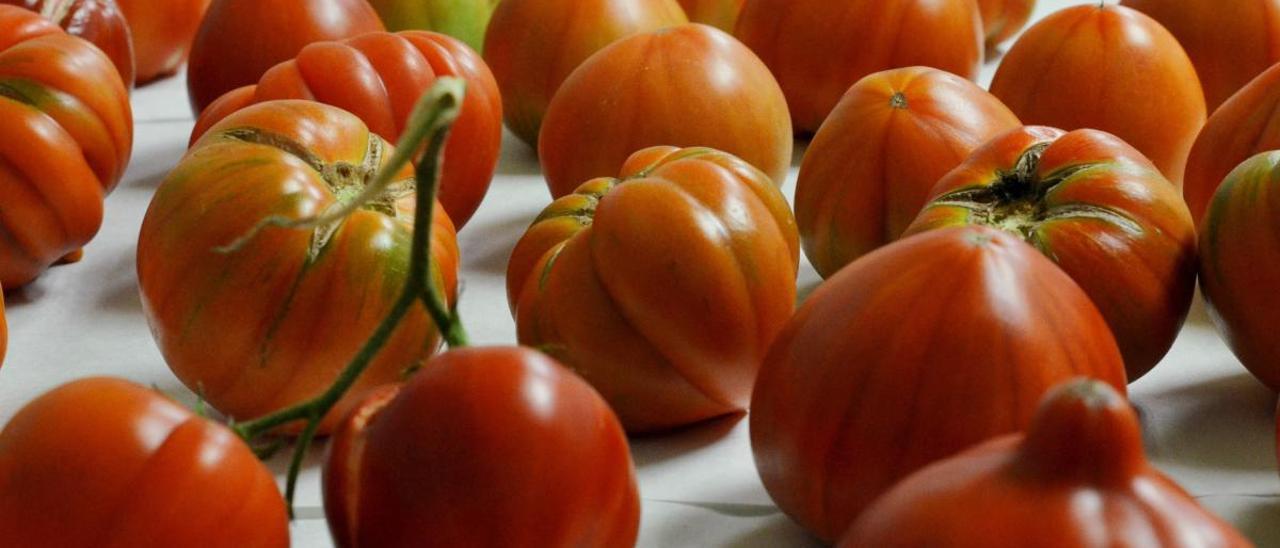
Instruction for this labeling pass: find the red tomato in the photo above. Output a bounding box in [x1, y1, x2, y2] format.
[509, 146, 799, 432]
[0, 377, 289, 546]
[735, 0, 983, 133]
[114, 0, 207, 84]
[483, 0, 687, 147]
[795, 66, 1020, 277]
[751, 226, 1127, 542]
[190, 31, 502, 228]
[186, 0, 384, 114]
[906, 126, 1197, 382]
[0, 5, 132, 288]
[0, 0, 134, 87]
[1199, 151, 1280, 391]
[138, 100, 460, 433]
[1184, 63, 1280, 223]
[990, 4, 1205, 186]
[677, 0, 743, 32]
[978, 0, 1035, 46]
[1122, 0, 1280, 113]
[539, 24, 791, 198]
[324, 347, 640, 547]
[0, 290, 6, 366]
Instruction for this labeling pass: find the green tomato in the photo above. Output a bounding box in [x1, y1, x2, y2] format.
[370, 0, 496, 52]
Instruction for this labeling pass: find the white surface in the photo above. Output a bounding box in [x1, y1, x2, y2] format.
[2, 1, 1278, 546]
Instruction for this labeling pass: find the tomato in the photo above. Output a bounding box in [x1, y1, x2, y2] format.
[368, 0, 493, 52]
[0, 290, 6, 367]
[186, 0, 384, 114]
[0, 377, 288, 546]
[990, 4, 1205, 186]
[509, 146, 798, 432]
[539, 24, 791, 198]
[1184, 63, 1280, 223]
[795, 66, 1020, 278]
[677, 0, 743, 32]
[906, 126, 1196, 382]
[138, 100, 460, 433]
[190, 31, 502, 228]
[750, 226, 1127, 542]
[1199, 151, 1280, 391]
[114, 0, 206, 84]
[977, 0, 1035, 46]
[0, 5, 132, 288]
[324, 347, 640, 547]
[483, 0, 686, 147]
[1122, 0, 1280, 113]
[735, 0, 982, 133]
[0, 0, 134, 87]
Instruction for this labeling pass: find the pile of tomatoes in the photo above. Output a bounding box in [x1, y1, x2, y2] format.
[0, 0, 1279, 546]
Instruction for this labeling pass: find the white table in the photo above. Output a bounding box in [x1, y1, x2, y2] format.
[2, 1, 1277, 545]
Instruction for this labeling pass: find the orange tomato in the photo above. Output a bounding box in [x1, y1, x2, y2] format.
[0, 377, 289, 546]
[978, 0, 1035, 46]
[735, 0, 983, 133]
[115, 0, 208, 84]
[138, 101, 460, 433]
[483, 0, 686, 147]
[539, 24, 791, 198]
[990, 4, 1205, 186]
[509, 146, 798, 432]
[190, 31, 502, 228]
[795, 66, 1020, 277]
[677, 0, 743, 32]
[1, 0, 135, 87]
[0, 5, 132, 288]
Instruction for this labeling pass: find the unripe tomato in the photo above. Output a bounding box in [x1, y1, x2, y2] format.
[368, 0, 493, 52]
[978, 0, 1035, 46]
[677, 0, 743, 32]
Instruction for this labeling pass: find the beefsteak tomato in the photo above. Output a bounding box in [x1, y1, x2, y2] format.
[735, 0, 983, 133]
[186, 0, 384, 113]
[325, 347, 640, 547]
[677, 0, 743, 32]
[368, 0, 492, 52]
[138, 100, 460, 433]
[750, 226, 1127, 542]
[190, 31, 501, 228]
[795, 66, 1020, 278]
[989, 4, 1205, 186]
[509, 146, 798, 432]
[0, 377, 289, 546]
[0, 0, 133, 87]
[483, 0, 686, 147]
[539, 24, 791, 198]
[905, 126, 1197, 382]
[114, 0, 206, 84]
[0, 4, 132, 288]
[978, 0, 1035, 47]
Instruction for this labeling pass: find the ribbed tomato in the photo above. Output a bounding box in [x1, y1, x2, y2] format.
[509, 146, 798, 432]
[978, 0, 1035, 46]
[751, 226, 1127, 542]
[0, 5, 132, 288]
[186, 0, 384, 113]
[325, 347, 640, 547]
[990, 4, 1205, 186]
[539, 24, 791, 198]
[735, 0, 983, 133]
[190, 31, 501, 228]
[795, 66, 1020, 278]
[483, 0, 686, 146]
[0, 0, 134, 86]
[906, 127, 1197, 382]
[138, 100, 460, 433]
[368, 0, 493, 52]
[0, 377, 289, 546]
[114, 0, 206, 84]
[677, 0, 743, 32]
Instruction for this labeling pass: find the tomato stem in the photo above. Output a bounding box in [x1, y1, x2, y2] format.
[229, 77, 470, 517]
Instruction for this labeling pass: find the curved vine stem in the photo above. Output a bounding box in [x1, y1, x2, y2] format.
[229, 77, 472, 517]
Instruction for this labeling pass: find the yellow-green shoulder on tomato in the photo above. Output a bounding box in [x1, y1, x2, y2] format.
[369, 0, 494, 52]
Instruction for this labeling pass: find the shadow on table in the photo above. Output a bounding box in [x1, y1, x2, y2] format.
[1185, 288, 1214, 328]
[123, 135, 189, 190]
[724, 513, 822, 548]
[496, 133, 541, 177]
[460, 211, 539, 276]
[630, 412, 744, 467]
[1137, 371, 1276, 472]
[1226, 495, 1280, 545]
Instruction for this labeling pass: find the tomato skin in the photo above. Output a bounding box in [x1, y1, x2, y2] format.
[750, 226, 1126, 542]
[0, 290, 6, 366]
[138, 100, 460, 433]
[0, 0, 134, 87]
[114, 0, 206, 84]
[1199, 151, 1280, 392]
[539, 24, 791, 198]
[368, 0, 493, 52]
[483, 0, 686, 147]
[990, 4, 1205, 186]
[978, 0, 1035, 46]
[324, 347, 640, 547]
[186, 0, 384, 114]
[0, 5, 132, 288]
[795, 66, 1020, 278]
[0, 377, 288, 547]
[735, 0, 983, 133]
[677, 0, 743, 32]
[190, 31, 502, 228]
[510, 146, 798, 432]
[906, 126, 1197, 382]
[1122, 0, 1280, 113]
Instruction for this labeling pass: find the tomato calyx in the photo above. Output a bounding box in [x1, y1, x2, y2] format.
[889, 91, 908, 110]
